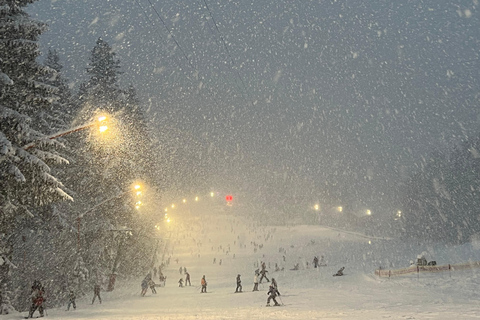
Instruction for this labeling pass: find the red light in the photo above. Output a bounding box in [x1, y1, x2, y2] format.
[226, 195, 233, 202]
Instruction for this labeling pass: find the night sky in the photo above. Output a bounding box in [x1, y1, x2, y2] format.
[28, 0, 480, 218]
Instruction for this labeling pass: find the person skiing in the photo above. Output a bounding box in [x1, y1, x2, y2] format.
[252, 272, 259, 291]
[201, 275, 207, 293]
[141, 278, 149, 296]
[333, 266, 345, 276]
[183, 267, 187, 273]
[266, 284, 281, 306]
[149, 278, 157, 294]
[271, 278, 278, 289]
[179, 266, 183, 274]
[28, 282, 45, 318]
[313, 256, 319, 268]
[66, 289, 76, 311]
[259, 268, 269, 283]
[185, 272, 191, 286]
[178, 278, 184, 287]
[235, 274, 242, 293]
[92, 283, 102, 304]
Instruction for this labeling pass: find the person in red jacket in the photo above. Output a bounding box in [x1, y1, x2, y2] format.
[201, 275, 207, 293]
[28, 282, 45, 318]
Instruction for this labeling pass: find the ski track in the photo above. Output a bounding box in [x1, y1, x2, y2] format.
[4, 214, 480, 320]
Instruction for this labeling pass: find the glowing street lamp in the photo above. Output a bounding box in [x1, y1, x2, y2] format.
[314, 204, 320, 211]
[24, 115, 109, 150]
[171, 204, 175, 209]
[210, 192, 215, 197]
[195, 196, 199, 202]
[337, 206, 343, 212]
[182, 199, 187, 204]
[366, 209, 372, 216]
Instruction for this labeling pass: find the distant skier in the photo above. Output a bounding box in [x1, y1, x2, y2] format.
[149, 279, 157, 293]
[28, 282, 45, 318]
[201, 275, 207, 293]
[333, 267, 345, 276]
[179, 266, 183, 274]
[213, 257, 216, 264]
[92, 283, 102, 303]
[271, 278, 278, 289]
[259, 268, 269, 283]
[235, 274, 242, 293]
[313, 256, 319, 268]
[178, 278, 184, 287]
[183, 267, 187, 273]
[253, 272, 259, 291]
[141, 278, 148, 296]
[219, 259, 222, 265]
[66, 289, 76, 311]
[319, 255, 326, 266]
[185, 272, 191, 286]
[266, 285, 281, 306]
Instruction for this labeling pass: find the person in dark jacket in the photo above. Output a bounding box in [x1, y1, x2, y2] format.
[185, 272, 191, 286]
[235, 274, 242, 292]
[259, 268, 269, 283]
[92, 283, 102, 304]
[67, 290, 76, 311]
[333, 266, 345, 276]
[313, 256, 319, 268]
[266, 285, 281, 306]
[201, 275, 207, 293]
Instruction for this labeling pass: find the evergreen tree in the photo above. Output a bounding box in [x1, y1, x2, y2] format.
[0, 1, 71, 314]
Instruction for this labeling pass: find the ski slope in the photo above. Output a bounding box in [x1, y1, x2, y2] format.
[5, 213, 480, 320]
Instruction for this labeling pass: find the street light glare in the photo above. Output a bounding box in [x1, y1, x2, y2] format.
[99, 125, 108, 133]
[182, 199, 186, 203]
[98, 116, 107, 122]
[314, 204, 320, 211]
[366, 209, 372, 215]
[134, 185, 141, 190]
[171, 204, 175, 209]
[195, 196, 199, 201]
[210, 192, 215, 197]
[337, 206, 343, 212]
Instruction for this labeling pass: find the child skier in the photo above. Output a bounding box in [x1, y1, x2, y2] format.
[266, 285, 281, 306]
[67, 289, 76, 311]
[178, 278, 184, 287]
[149, 278, 157, 293]
[235, 274, 242, 293]
[201, 275, 207, 293]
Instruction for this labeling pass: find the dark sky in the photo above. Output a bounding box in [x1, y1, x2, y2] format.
[28, 0, 480, 218]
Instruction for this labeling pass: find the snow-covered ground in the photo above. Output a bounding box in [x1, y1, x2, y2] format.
[5, 213, 480, 320]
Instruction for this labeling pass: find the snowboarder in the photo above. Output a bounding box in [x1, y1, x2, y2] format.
[333, 267, 345, 276]
[178, 278, 184, 287]
[28, 282, 45, 318]
[252, 272, 259, 291]
[235, 274, 242, 292]
[92, 283, 102, 304]
[185, 272, 191, 286]
[266, 285, 281, 306]
[259, 268, 269, 283]
[313, 256, 319, 268]
[201, 275, 207, 293]
[149, 279, 157, 293]
[66, 289, 76, 311]
[141, 278, 149, 296]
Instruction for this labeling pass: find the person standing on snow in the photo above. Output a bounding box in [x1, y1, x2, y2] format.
[252, 272, 259, 291]
[271, 278, 278, 289]
[235, 274, 242, 292]
[185, 272, 191, 286]
[28, 282, 45, 318]
[313, 256, 319, 268]
[201, 275, 207, 293]
[66, 289, 76, 311]
[149, 278, 157, 294]
[92, 283, 102, 304]
[266, 285, 281, 306]
[141, 278, 149, 296]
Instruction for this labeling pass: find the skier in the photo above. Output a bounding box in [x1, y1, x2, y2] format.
[92, 283, 102, 304]
[201, 275, 207, 293]
[27, 282, 45, 318]
[235, 274, 242, 293]
[266, 284, 281, 306]
[141, 278, 149, 296]
[319, 255, 326, 266]
[271, 277, 278, 289]
[66, 289, 76, 311]
[179, 266, 183, 274]
[149, 278, 157, 294]
[333, 266, 345, 276]
[252, 272, 259, 291]
[178, 278, 184, 287]
[213, 257, 216, 264]
[185, 272, 191, 286]
[219, 259, 222, 265]
[259, 268, 269, 283]
[313, 256, 319, 268]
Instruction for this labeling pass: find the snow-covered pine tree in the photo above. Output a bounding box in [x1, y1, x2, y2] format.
[0, 1, 72, 314]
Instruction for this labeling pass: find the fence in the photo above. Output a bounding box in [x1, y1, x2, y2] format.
[375, 261, 480, 278]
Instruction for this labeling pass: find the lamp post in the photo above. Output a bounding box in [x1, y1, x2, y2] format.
[23, 115, 108, 150]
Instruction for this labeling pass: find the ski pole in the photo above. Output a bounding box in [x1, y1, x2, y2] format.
[278, 296, 284, 306]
